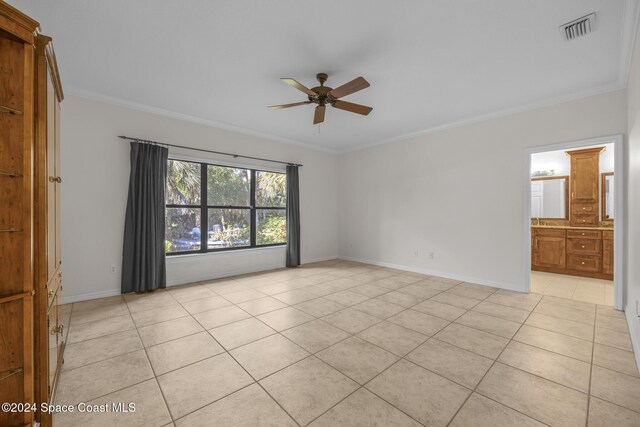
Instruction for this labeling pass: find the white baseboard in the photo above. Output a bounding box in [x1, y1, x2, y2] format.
[625, 304, 640, 374]
[338, 255, 525, 292]
[302, 255, 339, 264]
[59, 289, 121, 305]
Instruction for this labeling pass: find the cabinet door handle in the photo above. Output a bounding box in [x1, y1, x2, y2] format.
[48, 176, 62, 183]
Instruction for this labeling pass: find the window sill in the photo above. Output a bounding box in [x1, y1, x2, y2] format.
[166, 245, 286, 259]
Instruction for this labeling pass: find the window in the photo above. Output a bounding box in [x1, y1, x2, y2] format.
[165, 159, 286, 255]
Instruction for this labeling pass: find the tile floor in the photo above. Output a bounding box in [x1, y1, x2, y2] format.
[54, 260, 639, 426]
[531, 271, 615, 306]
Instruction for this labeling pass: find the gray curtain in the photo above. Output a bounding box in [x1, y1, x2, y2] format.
[121, 141, 168, 293]
[286, 165, 301, 267]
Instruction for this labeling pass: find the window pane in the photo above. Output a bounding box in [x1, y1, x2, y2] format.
[256, 171, 286, 207]
[256, 209, 286, 245]
[207, 165, 250, 206]
[207, 209, 250, 249]
[166, 208, 201, 252]
[167, 160, 201, 205]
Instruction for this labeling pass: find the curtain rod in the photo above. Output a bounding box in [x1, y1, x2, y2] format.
[117, 136, 303, 167]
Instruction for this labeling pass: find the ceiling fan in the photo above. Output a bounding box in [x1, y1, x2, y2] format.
[269, 73, 373, 124]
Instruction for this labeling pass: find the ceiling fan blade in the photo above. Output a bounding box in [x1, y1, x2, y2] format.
[281, 78, 317, 96]
[328, 76, 370, 99]
[268, 101, 312, 109]
[313, 105, 325, 124]
[332, 100, 373, 116]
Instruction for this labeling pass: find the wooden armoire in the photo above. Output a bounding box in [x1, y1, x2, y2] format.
[0, 3, 64, 426]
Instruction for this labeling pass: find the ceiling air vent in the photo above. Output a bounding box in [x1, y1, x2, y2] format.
[561, 13, 596, 41]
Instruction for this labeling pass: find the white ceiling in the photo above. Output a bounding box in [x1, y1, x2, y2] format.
[11, 0, 639, 151]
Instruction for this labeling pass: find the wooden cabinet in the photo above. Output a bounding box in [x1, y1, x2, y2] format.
[0, 3, 63, 427]
[532, 227, 612, 280]
[532, 229, 566, 269]
[568, 147, 604, 227]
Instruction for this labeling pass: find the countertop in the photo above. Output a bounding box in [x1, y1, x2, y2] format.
[531, 225, 613, 231]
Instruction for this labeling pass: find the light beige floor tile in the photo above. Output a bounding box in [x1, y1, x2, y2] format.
[282, 319, 350, 353]
[572, 288, 605, 305]
[131, 304, 190, 328]
[237, 296, 288, 315]
[257, 306, 315, 331]
[435, 323, 509, 359]
[406, 338, 493, 389]
[531, 281, 549, 294]
[366, 359, 470, 426]
[486, 290, 542, 311]
[455, 311, 520, 339]
[430, 292, 482, 309]
[56, 350, 154, 405]
[387, 309, 450, 336]
[590, 366, 640, 412]
[449, 393, 546, 427]
[477, 363, 588, 427]
[594, 327, 633, 351]
[525, 312, 593, 341]
[534, 301, 596, 325]
[272, 288, 324, 305]
[543, 282, 577, 298]
[71, 295, 124, 312]
[425, 276, 463, 286]
[352, 298, 405, 319]
[324, 290, 370, 306]
[66, 314, 135, 344]
[223, 288, 268, 303]
[351, 283, 391, 298]
[63, 329, 142, 371]
[146, 332, 224, 375]
[375, 291, 424, 308]
[396, 284, 441, 299]
[157, 353, 253, 419]
[138, 316, 204, 347]
[374, 277, 419, 290]
[448, 283, 497, 300]
[54, 379, 171, 427]
[259, 356, 359, 426]
[416, 279, 459, 292]
[230, 334, 310, 379]
[597, 305, 625, 318]
[588, 397, 640, 427]
[411, 299, 467, 321]
[193, 305, 251, 330]
[541, 295, 596, 312]
[498, 341, 591, 392]
[70, 303, 130, 325]
[125, 291, 179, 313]
[208, 317, 276, 350]
[514, 325, 592, 362]
[593, 343, 640, 377]
[472, 301, 530, 323]
[316, 336, 398, 384]
[167, 284, 216, 303]
[294, 297, 345, 317]
[309, 388, 421, 427]
[175, 383, 296, 427]
[596, 313, 629, 332]
[358, 321, 428, 356]
[180, 295, 232, 314]
[322, 307, 382, 334]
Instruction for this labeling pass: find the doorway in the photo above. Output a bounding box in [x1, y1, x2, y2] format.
[523, 135, 624, 310]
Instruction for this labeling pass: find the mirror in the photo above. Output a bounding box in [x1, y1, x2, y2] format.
[531, 176, 569, 219]
[601, 172, 614, 220]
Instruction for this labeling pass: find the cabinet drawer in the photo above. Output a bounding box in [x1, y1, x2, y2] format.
[567, 238, 601, 255]
[567, 254, 601, 272]
[603, 230, 613, 240]
[532, 228, 565, 237]
[566, 230, 602, 239]
[570, 214, 599, 227]
[571, 204, 596, 214]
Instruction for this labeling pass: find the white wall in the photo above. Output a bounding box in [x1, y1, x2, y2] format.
[530, 143, 614, 176]
[60, 95, 338, 303]
[625, 21, 640, 370]
[338, 90, 627, 290]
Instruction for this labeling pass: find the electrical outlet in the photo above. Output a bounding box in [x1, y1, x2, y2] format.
[111, 265, 117, 274]
[428, 252, 435, 259]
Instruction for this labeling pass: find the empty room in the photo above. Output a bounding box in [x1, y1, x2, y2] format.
[2, 1, 640, 426]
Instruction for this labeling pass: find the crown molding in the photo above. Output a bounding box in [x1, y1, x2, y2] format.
[619, 0, 640, 87]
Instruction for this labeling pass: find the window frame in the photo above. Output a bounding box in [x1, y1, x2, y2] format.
[165, 159, 286, 256]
